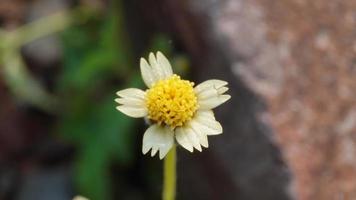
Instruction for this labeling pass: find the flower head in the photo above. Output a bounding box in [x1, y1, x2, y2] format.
[115, 52, 230, 159]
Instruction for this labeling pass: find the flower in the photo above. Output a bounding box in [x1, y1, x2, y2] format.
[115, 51, 230, 159]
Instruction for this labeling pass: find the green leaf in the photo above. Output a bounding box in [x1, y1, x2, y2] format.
[75, 141, 111, 200]
[58, 6, 133, 92]
[59, 95, 138, 199]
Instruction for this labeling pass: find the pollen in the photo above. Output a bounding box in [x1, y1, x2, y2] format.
[145, 74, 198, 129]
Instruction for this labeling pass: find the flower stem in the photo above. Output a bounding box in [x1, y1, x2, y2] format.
[163, 145, 176, 200]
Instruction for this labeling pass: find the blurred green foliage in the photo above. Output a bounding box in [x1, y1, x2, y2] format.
[57, 3, 141, 200]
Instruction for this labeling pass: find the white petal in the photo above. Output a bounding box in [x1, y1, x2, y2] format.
[198, 95, 231, 110]
[73, 196, 89, 200]
[142, 125, 174, 159]
[151, 146, 158, 157]
[116, 105, 147, 118]
[218, 86, 229, 94]
[156, 51, 173, 78]
[194, 80, 228, 94]
[149, 52, 164, 80]
[140, 52, 174, 87]
[185, 127, 202, 151]
[189, 121, 209, 148]
[115, 98, 144, 107]
[194, 79, 230, 110]
[140, 58, 157, 88]
[175, 127, 194, 152]
[191, 110, 223, 135]
[176, 126, 202, 152]
[116, 88, 146, 99]
[197, 88, 219, 100]
[115, 88, 147, 117]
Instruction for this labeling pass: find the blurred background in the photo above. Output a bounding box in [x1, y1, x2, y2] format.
[0, 0, 355, 200]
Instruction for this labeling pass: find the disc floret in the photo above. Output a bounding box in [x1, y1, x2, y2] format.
[145, 75, 198, 129]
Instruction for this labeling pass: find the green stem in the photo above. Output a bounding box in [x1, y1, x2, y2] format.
[163, 145, 176, 200]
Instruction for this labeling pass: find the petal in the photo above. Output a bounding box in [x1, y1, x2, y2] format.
[115, 88, 147, 118]
[194, 79, 230, 110]
[175, 126, 202, 152]
[116, 88, 146, 99]
[142, 125, 174, 159]
[149, 52, 164, 80]
[198, 95, 231, 110]
[196, 131, 209, 148]
[198, 87, 230, 100]
[140, 52, 174, 88]
[115, 98, 144, 107]
[156, 51, 173, 78]
[185, 127, 202, 151]
[194, 80, 228, 94]
[73, 196, 89, 200]
[175, 127, 194, 152]
[140, 58, 157, 88]
[218, 86, 229, 94]
[116, 105, 147, 118]
[191, 110, 223, 135]
[189, 120, 209, 148]
[197, 88, 219, 100]
[151, 146, 159, 157]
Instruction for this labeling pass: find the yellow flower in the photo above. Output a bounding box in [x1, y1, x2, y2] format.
[115, 52, 230, 159]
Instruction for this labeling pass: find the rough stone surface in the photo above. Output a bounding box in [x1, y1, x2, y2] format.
[258, 1, 356, 199]
[152, 0, 356, 199]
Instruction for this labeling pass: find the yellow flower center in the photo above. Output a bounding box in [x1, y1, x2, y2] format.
[145, 75, 198, 129]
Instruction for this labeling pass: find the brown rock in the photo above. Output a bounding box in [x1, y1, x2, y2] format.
[259, 1, 356, 199]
